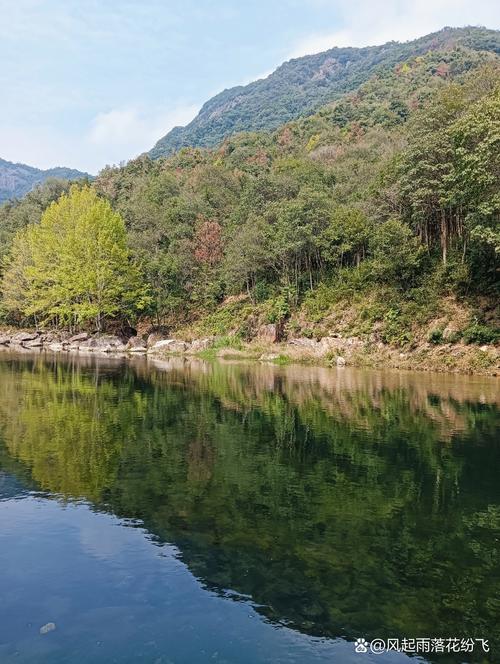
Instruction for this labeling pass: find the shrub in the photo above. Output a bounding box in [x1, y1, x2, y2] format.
[428, 328, 444, 344]
[462, 322, 499, 345]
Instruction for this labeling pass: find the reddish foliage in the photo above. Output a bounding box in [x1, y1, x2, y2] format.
[193, 216, 223, 266]
[278, 126, 293, 146]
[435, 62, 450, 78]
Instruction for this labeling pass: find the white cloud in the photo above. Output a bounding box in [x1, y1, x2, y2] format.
[88, 104, 199, 152]
[0, 104, 199, 175]
[290, 0, 500, 58]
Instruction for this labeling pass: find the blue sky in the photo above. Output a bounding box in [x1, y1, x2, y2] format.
[1, 0, 499, 174]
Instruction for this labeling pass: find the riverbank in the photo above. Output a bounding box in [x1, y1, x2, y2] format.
[0, 327, 498, 376]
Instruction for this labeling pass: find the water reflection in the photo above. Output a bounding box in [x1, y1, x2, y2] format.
[0, 352, 499, 663]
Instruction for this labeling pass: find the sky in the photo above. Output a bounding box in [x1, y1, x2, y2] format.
[1, 0, 499, 174]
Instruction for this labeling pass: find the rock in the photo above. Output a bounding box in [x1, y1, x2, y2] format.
[146, 331, 169, 347]
[126, 336, 147, 351]
[442, 325, 459, 341]
[0, 335, 11, 345]
[79, 335, 126, 352]
[11, 332, 38, 344]
[257, 324, 280, 344]
[149, 339, 188, 353]
[188, 338, 213, 353]
[289, 337, 321, 352]
[336, 356, 346, 367]
[69, 332, 89, 343]
[48, 343, 65, 352]
[23, 339, 43, 348]
[38, 332, 54, 343]
[318, 336, 342, 352]
[39, 622, 56, 635]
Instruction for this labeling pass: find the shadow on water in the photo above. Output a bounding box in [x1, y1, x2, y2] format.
[0, 351, 499, 661]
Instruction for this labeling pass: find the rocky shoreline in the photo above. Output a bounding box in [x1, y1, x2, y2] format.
[0, 328, 498, 376]
[0, 330, 213, 356]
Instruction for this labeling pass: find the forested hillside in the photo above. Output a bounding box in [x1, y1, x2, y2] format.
[0, 158, 90, 203]
[1, 28, 499, 372]
[149, 26, 500, 157]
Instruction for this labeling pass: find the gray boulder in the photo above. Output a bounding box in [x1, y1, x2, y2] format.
[188, 338, 213, 353]
[146, 331, 170, 347]
[79, 335, 126, 352]
[69, 332, 89, 343]
[48, 343, 66, 352]
[11, 332, 38, 344]
[149, 339, 188, 353]
[23, 338, 43, 348]
[126, 336, 147, 352]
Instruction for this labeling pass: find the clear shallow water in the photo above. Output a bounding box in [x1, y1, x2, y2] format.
[0, 353, 499, 664]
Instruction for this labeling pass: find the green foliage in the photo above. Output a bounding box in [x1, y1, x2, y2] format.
[1, 186, 149, 329]
[428, 328, 444, 344]
[263, 294, 290, 324]
[379, 307, 413, 347]
[320, 206, 373, 268]
[150, 27, 500, 157]
[369, 219, 424, 287]
[188, 298, 254, 338]
[462, 321, 500, 345]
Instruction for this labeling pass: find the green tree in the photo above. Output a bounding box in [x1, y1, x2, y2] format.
[320, 206, 373, 268]
[2, 186, 149, 330]
[369, 218, 424, 287]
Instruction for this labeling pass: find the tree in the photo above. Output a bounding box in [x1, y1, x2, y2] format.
[1, 186, 149, 330]
[320, 206, 373, 268]
[369, 219, 423, 287]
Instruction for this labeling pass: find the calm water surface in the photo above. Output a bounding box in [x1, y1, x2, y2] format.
[0, 352, 499, 664]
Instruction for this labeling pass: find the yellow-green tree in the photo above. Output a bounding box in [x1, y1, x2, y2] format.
[1, 185, 149, 330]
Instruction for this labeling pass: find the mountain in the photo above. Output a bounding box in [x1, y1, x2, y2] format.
[0, 158, 91, 204]
[149, 26, 500, 158]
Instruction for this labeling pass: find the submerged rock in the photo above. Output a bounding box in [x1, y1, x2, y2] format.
[39, 622, 56, 635]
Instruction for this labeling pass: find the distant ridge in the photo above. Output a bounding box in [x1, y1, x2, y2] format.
[149, 26, 500, 158]
[0, 157, 91, 204]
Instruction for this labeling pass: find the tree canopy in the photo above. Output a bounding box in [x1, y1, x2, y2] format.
[2, 186, 149, 330]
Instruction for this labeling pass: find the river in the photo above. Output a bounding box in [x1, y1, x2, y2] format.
[0, 352, 499, 663]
